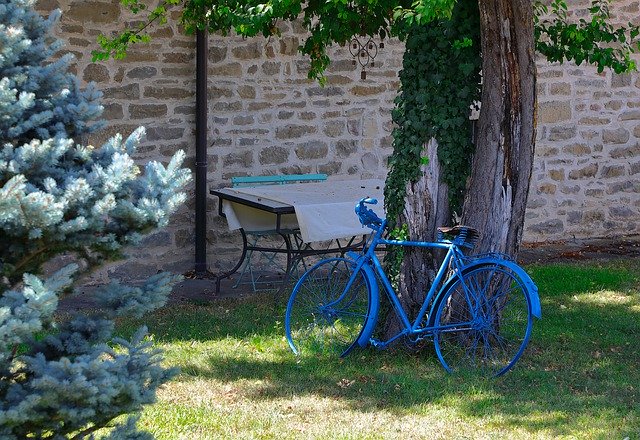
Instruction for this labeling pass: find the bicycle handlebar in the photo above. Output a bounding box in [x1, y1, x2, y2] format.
[355, 197, 384, 229]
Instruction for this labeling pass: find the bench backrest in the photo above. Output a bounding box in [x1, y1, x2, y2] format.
[231, 173, 328, 188]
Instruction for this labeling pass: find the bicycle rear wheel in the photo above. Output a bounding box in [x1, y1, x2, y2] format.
[434, 264, 533, 376]
[285, 258, 371, 357]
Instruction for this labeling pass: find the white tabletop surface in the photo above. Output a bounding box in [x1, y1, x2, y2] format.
[221, 179, 385, 242]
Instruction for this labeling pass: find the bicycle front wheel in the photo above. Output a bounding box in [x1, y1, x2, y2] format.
[285, 258, 372, 357]
[434, 264, 533, 376]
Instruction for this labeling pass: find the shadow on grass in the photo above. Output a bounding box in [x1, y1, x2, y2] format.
[120, 263, 640, 437]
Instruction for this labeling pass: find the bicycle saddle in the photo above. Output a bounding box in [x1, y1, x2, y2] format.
[437, 225, 480, 240]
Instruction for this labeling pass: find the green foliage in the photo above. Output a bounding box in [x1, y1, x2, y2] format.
[535, 0, 640, 73]
[1, 1, 190, 437]
[94, 0, 456, 82]
[384, 0, 481, 228]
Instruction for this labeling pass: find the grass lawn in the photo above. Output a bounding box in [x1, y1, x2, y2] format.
[117, 261, 640, 439]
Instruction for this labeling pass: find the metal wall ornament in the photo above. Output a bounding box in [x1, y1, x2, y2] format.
[350, 36, 383, 80]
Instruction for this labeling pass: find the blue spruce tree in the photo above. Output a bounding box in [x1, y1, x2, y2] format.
[0, 0, 191, 437]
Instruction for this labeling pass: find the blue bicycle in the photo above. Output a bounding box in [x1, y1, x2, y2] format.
[285, 198, 542, 376]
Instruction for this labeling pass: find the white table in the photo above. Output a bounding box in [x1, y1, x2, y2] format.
[210, 179, 385, 291]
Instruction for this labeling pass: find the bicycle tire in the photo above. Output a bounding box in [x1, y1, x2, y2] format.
[285, 257, 372, 357]
[433, 263, 533, 376]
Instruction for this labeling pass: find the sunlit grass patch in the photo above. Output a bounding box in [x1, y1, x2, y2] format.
[114, 260, 640, 439]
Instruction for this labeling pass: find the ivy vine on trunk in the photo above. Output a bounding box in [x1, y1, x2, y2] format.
[382, 0, 481, 338]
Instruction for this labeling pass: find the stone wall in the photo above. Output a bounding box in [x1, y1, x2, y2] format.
[38, 0, 640, 280]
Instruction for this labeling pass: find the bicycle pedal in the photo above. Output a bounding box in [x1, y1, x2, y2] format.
[369, 338, 383, 348]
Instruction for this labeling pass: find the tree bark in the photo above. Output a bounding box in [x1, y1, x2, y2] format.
[461, 0, 537, 258]
[384, 139, 450, 339]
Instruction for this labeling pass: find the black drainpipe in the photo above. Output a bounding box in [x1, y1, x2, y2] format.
[194, 29, 208, 275]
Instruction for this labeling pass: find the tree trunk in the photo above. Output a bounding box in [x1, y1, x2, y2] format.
[384, 139, 450, 339]
[461, 0, 537, 258]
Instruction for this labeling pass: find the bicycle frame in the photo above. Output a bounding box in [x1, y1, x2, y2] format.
[342, 217, 475, 349]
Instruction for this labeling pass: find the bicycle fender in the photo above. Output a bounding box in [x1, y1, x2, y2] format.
[347, 253, 380, 348]
[466, 258, 542, 319]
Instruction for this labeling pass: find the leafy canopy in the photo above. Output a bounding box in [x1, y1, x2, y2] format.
[95, 0, 457, 81]
[97, 0, 640, 82]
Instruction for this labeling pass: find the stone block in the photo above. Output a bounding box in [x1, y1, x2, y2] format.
[295, 141, 328, 159]
[602, 127, 630, 144]
[306, 87, 344, 97]
[232, 42, 262, 60]
[259, 146, 289, 165]
[145, 86, 193, 99]
[102, 103, 123, 120]
[562, 143, 591, 156]
[326, 75, 352, 85]
[578, 116, 609, 125]
[548, 169, 565, 181]
[631, 161, 640, 175]
[276, 124, 317, 139]
[140, 231, 172, 247]
[238, 86, 256, 99]
[605, 100, 623, 111]
[566, 211, 582, 224]
[279, 165, 312, 175]
[208, 87, 233, 99]
[211, 63, 243, 76]
[129, 104, 168, 119]
[538, 69, 563, 78]
[223, 151, 253, 167]
[248, 102, 271, 111]
[609, 144, 640, 159]
[538, 101, 572, 124]
[163, 52, 194, 63]
[350, 85, 387, 96]
[103, 83, 140, 99]
[611, 73, 632, 87]
[620, 110, 640, 121]
[548, 125, 576, 141]
[262, 61, 281, 75]
[67, 1, 120, 23]
[327, 59, 357, 73]
[560, 185, 580, 194]
[609, 206, 635, 218]
[239, 138, 259, 146]
[175, 105, 195, 115]
[299, 111, 316, 120]
[323, 121, 345, 137]
[583, 210, 605, 222]
[278, 111, 294, 120]
[549, 82, 571, 95]
[233, 115, 254, 126]
[527, 197, 547, 209]
[146, 126, 185, 141]
[568, 163, 598, 179]
[83, 63, 110, 83]
[335, 139, 358, 158]
[585, 188, 604, 197]
[318, 161, 341, 175]
[600, 165, 626, 178]
[174, 229, 195, 248]
[127, 66, 157, 80]
[537, 183, 556, 194]
[209, 46, 228, 63]
[279, 36, 299, 55]
[606, 180, 636, 194]
[213, 101, 243, 112]
[527, 219, 564, 235]
[361, 152, 379, 170]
